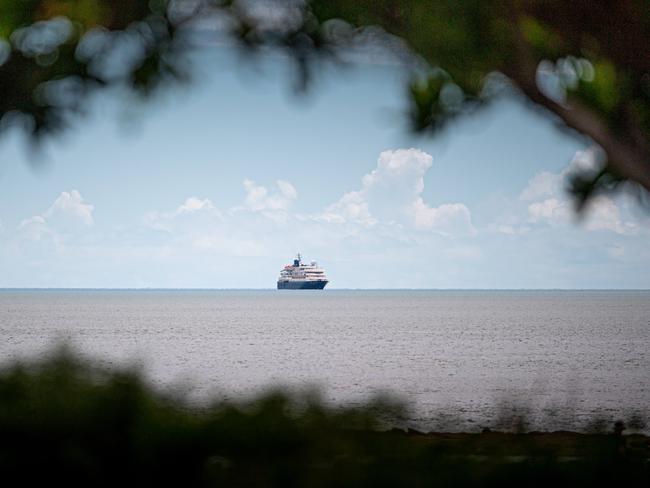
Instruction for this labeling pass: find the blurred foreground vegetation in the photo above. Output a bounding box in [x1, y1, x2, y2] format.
[1, 348, 649, 487]
[1, 1, 650, 202]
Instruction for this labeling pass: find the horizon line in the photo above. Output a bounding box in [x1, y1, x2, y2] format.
[1, 287, 649, 292]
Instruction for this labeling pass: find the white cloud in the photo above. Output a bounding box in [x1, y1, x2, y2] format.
[18, 215, 49, 240]
[145, 196, 221, 232]
[130, 151, 477, 276]
[519, 171, 561, 201]
[10, 155, 476, 282]
[16, 190, 94, 242]
[243, 179, 297, 211]
[521, 148, 640, 234]
[566, 147, 603, 175]
[44, 190, 94, 225]
[142, 184, 294, 257]
[583, 196, 638, 235]
[520, 148, 604, 202]
[528, 197, 570, 224]
[322, 191, 375, 226]
[5, 149, 650, 288]
[277, 180, 297, 200]
[174, 197, 216, 215]
[412, 200, 475, 235]
[323, 148, 475, 236]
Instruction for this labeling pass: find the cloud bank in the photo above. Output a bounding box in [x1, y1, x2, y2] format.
[324, 149, 475, 235]
[2, 148, 649, 288]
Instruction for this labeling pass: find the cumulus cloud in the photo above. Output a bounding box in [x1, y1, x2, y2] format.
[566, 147, 603, 175]
[520, 148, 604, 202]
[174, 197, 216, 215]
[17, 190, 94, 242]
[519, 171, 562, 201]
[520, 148, 640, 235]
[44, 190, 95, 225]
[496, 225, 516, 235]
[6, 148, 650, 288]
[412, 201, 475, 235]
[582, 196, 638, 235]
[144, 196, 277, 257]
[145, 196, 221, 232]
[18, 215, 50, 240]
[139, 177, 300, 260]
[276, 180, 297, 200]
[322, 191, 374, 226]
[133, 152, 477, 271]
[243, 179, 297, 211]
[323, 149, 475, 235]
[527, 198, 570, 224]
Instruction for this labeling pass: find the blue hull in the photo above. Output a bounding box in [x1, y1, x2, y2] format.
[277, 280, 328, 290]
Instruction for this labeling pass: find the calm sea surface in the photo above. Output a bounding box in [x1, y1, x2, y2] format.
[1, 290, 649, 431]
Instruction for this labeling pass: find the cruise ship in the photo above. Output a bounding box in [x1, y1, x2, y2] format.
[277, 254, 329, 289]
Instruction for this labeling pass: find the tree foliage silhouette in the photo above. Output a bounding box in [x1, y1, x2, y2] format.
[1, 347, 649, 487]
[1, 0, 649, 206]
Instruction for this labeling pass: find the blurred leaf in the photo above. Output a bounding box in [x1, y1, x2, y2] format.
[0, 0, 649, 205]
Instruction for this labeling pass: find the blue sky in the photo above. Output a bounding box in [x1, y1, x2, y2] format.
[1, 48, 649, 288]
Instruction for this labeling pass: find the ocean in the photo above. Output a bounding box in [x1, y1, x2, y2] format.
[1, 289, 649, 431]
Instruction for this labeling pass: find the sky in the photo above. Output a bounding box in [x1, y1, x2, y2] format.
[1, 48, 649, 288]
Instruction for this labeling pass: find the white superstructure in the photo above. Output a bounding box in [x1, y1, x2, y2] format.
[277, 254, 329, 289]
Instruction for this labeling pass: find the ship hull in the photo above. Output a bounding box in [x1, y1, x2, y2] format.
[277, 280, 328, 290]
